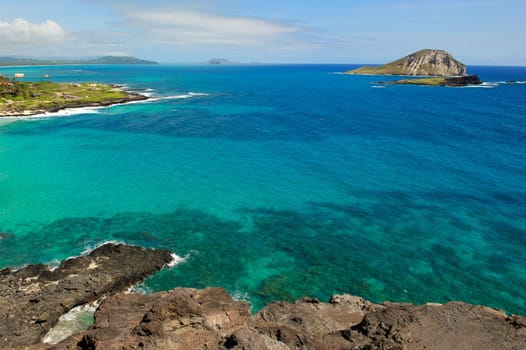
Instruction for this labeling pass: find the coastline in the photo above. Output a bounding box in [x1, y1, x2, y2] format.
[0, 79, 154, 119]
[1, 243, 524, 349]
[0, 91, 149, 119]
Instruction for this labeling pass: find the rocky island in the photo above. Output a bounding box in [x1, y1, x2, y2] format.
[0, 79, 148, 117]
[346, 49, 483, 87]
[1, 243, 525, 349]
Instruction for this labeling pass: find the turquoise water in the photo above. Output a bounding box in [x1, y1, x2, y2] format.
[0, 64, 525, 313]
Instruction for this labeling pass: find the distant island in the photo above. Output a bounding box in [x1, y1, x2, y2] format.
[0, 56, 157, 67]
[0, 77, 147, 117]
[208, 58, 238, 65]
[346, 49, 482, 86]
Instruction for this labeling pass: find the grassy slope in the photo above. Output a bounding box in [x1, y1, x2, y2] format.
[384, 77, 447, 86]
[0, 82, 132, 115]
[348, 63, 435, 75]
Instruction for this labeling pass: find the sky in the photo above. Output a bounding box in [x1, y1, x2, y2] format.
[0, 0, 525, 65]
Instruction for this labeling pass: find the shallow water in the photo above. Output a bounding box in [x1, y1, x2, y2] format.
[0, 64, 525, 312]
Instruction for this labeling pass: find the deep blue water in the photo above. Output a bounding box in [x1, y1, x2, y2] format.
[0, 64, 525, 313]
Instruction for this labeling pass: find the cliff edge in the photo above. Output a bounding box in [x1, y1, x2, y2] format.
[1, 245, 525, 349]
[52, 288, 526, 350]
[347, 49, 467, 76]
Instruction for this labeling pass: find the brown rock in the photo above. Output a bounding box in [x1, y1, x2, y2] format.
[3, 246, 525, 350]
[250, 294, 377, 349]
[0, 243, 173, 348]
[43, 289, 526, 350]
[50, 287, 250, 350]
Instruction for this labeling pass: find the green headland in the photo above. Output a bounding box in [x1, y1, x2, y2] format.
[0, 56, 157, 67]
[0, 77, 147, 116]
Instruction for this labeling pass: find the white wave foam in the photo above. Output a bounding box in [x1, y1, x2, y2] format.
[231, 290, 253, 311]
[6, 90, 210, 121]
[9, 106, 102, 120]
[463, 80, 526, 89]
[43, 300, 100, 345]
[145, 93, 208, 101]
[167, 252, 189, 267]
[126, 283, 152, 295]
[493, 80, 526, 85]
[164, 94, 194, 99]
[80, 240, 127, 255]
[372, 85, 385, 88]
[45, 259, 61, 272]
[462, 84, 496, 89]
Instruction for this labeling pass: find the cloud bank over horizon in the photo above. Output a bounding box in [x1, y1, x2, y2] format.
[123, 9, 306, 46]
[0, 0, 524, 65]
[0, 18, 69, 54]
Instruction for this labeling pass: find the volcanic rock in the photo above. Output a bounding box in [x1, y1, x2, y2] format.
[2, 245, 526, 349]
[47, 289, 526, 350]
[0, 243, 173, 348]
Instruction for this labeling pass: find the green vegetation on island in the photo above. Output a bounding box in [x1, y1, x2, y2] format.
[0, 56, 157, 67]
[377, 75, 483, 87]
[0, 77, 147, 116]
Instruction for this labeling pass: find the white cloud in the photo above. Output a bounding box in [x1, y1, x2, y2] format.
[0, 18, 67, 45]
[122, 9, 306, 47]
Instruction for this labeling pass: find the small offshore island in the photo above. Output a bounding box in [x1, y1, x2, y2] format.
[346, 49, 483, 87]
[0, 78, 147, 117]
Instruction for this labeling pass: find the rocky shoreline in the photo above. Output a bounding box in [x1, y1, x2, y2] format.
[1, 244, 525, 349]
[0, 243, 173, 348]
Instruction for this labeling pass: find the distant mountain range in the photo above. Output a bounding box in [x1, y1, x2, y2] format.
[207, 58, 240, 65]
[0, 56, 158, 66]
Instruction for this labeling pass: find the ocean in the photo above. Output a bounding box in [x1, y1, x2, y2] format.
[0, 64, 525, 313]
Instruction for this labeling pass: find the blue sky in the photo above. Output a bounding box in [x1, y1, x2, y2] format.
[0, 0, 525, 65]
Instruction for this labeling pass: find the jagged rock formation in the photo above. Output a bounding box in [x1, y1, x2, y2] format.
[0, 243, 173, 349]
[48, 288, 526, 350]
[2, 245, 525, 349]
[347, 49, 467, 76]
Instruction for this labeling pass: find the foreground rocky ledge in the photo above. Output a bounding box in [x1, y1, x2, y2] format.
[43, 288, 526, 350]
[1, 245, 525, 350]
[0, 243, 173, 348]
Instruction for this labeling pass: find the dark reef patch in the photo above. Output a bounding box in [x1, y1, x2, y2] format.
[1, 188, 525, 314]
